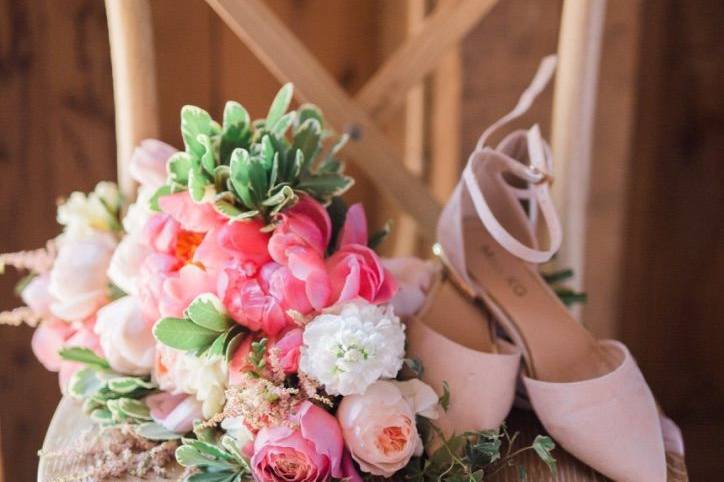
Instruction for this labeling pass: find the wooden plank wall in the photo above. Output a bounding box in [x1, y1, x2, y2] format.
[0, 0, 721, 480]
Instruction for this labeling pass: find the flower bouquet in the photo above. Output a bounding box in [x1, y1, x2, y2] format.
[2, 85, 555, 482]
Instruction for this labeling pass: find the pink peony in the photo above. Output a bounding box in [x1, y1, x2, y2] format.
[268, 195, 331, 265]
[137, 253, 181, 323]
[220, 263, 291, 337]
[129, 139, 177, 189]
[252, 401, 360, 482]
[327, 244, 396, 305]
[159, 263, 218, 319]
[194, 219, 271, 272]
[31, 319, 74, 372]
[143, 213, 182, 255]
[158, 191, 226, 233]
[272, 328, 303, 375]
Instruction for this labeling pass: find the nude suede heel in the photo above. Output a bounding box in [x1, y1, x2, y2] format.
[435, 56, 672, 481]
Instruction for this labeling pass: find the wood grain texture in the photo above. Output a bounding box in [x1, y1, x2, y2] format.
[620, 1, 724, 480]
[0, 1, 116, 480]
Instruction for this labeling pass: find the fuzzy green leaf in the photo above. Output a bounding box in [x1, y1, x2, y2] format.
[118, 398, 152, 420]
[188, 471, 240, 482]
[107, 376, 155, 394]
[439, 381, 451, 412]
[153, 317, 219, 352]
[188, 165, 209, 202]
[297, 173, 353, 200]
[181, 106, 219, 158]
[296, 103, 323, 130]
[199, 134, 217, 176]
[59, 347, 110, 370]
[135, 422, 183, 441]
[90, 408, 113, 425]
[266, 83, 294, 128]
[229, 148, 254, 208]
[221, 101, 251, 164]
[168, 151, 194, 185]
[185, 293, 231, 332]
[270, 111, 296, 138]
[149, 185, 173, 212]
[292, 118, 322, 171]
[68, 367, 104, 399]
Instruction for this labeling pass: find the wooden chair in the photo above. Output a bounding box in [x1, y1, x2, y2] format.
[37, 0, 689, 480]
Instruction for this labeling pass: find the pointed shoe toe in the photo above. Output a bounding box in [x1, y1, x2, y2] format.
[523, 340, 666, 482]
[406, 315, 521, 435]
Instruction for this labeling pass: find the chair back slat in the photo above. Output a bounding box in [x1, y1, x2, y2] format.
[551, 0, 607, 292]
[105, 0, 160, 202]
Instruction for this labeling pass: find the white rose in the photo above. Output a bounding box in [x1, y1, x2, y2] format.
[337, 379, 438, 477]
[154, 345, 228, 418]
[122, 184, 155, 236]
[49, 233, 116, 321]
[94, 296, 155, 375]
[107, 233, 151, 296]
[299, 300, 406, 396]
[382, 257, 438, 317]
[57, 182, 120, 239]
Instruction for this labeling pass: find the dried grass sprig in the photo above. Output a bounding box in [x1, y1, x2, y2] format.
[0, 239, 57, 274]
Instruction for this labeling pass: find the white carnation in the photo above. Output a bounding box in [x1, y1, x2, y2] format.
[299, 300, 405, 396]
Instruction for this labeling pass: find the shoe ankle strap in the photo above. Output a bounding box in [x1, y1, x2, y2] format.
[437, 56, 563, 288]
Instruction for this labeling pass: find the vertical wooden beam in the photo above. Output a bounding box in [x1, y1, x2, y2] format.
[105, 0, 160, 201]
[430, 0, 463, 204]
[551, 0, 607, 294]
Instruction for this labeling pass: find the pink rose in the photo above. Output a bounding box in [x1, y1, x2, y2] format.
[158, 191, 225, 233]
[327, 244, 396, 305]
[145, 391, 203, 434]
[130, 139, 177, 189]
[194, 219, 271, 272]
[31, 319, 74, 372]
[272, 328, 303, 375]
[337, 380, 438, 477]
[252, 401, 360, 482]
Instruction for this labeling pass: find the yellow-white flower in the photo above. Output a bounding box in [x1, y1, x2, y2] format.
[57, 182, 121, 239]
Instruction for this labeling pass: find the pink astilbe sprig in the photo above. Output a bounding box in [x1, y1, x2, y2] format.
[0, 239, 57, 274]
[0, 306, 42, 327]
[39, 424, 178, 482]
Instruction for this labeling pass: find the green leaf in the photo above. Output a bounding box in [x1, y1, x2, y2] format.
[292, 118, 322, 172]
[181, 105, 219, 158]
[14, 273, 36, 297]
[153, 317, 219, 352]
[249, 338, 267, 370]
[247, 157, 270, 205]
[439, 381, 451, 412]
[168, 151, 194, 185]
[229, 148, 254, 208]
[296, 103, 323, 130]
[403, 358, 424, 378]
[199, 134, 217, 176]
[188, 165, 210, 203]
[221, 101, 251, 164]
[225, 331, 245, 362]
[266, 83, 294, 128]
[59, 347, 110, 370]
[185, 293, 231, 332]
[118, 398, 152, 420]
[135, 422, 183, 441]
[68, 367, 104, 399]
[188, 471, 240, 482]
[182, 438, 238, 463]
[532, 435, 557, 475]
[90, 408, 113, 425]
[270, 111, 296, 138]
[149, 185, 173, 212]
[297, 173, 353, 200]
[542, 268, 574, 284]
[107, 376, 155, 394]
